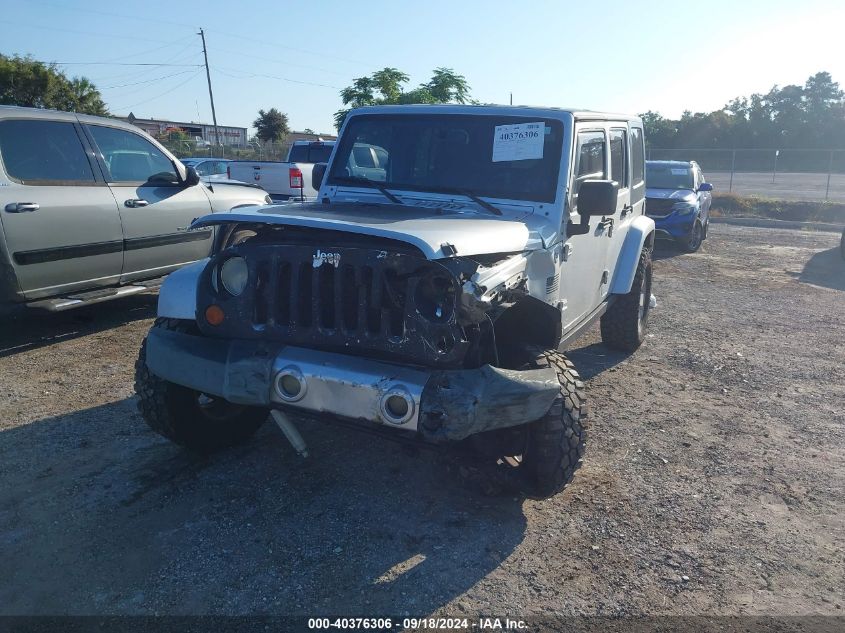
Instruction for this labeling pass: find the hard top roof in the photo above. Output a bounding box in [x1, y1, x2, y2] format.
[346, 103, 641, 123]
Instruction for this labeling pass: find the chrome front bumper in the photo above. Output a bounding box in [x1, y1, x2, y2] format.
[144, 328, 561, 442]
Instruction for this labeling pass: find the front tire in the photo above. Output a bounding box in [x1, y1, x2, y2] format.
[466, 348, 587, 499]
[679, 218, 704, 253]
[600, 247, 653, 352]
[135, 318, 269, 453]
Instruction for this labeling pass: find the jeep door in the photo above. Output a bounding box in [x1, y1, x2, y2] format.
[559, 127, 611, 331]
[84, 124, 214, 282]
[0, 117, 123, 299]
[603, 124, 645, 294]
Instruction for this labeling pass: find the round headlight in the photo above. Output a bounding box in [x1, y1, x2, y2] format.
[414, 273, 455, 323]
[220, 257, 249, 296]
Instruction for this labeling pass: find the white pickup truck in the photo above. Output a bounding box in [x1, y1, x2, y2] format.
[226, 140, 335, 201]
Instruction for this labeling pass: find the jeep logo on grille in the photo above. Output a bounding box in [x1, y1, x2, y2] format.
[313, 249, 341, 268]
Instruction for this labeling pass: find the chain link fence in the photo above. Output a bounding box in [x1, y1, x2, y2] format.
[157, 139, 295, 162]
[647, 148, 845, 202]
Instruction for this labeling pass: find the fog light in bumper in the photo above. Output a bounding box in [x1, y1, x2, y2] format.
[274, 366, 307, 402]
[379, 386, 415, 425]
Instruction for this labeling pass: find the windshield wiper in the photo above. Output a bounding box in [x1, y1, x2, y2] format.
[332, 176, 403, 205]
[420, 186, 502, 216]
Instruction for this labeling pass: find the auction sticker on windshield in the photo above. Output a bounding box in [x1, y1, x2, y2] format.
[492, 122, 545, 162]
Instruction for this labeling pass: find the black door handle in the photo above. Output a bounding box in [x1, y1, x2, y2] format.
[5, 202, 39, 213]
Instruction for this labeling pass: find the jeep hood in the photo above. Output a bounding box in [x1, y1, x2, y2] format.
[191, 202, 553, 260]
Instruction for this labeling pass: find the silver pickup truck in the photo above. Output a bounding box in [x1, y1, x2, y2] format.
[0, 106, 271, 313]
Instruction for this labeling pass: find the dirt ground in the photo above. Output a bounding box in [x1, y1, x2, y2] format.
[0, 224, 843, 618]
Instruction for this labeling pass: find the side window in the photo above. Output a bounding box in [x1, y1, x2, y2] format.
[351, 144, 377, 169]
[214, 161, 229, 175]
[0, 119, 95, 184]
[195, 162, 211, 176]
[610, 128, 628, 188]
[630, 126, 645, 186]
[574, 130, 606, 195]
[87, 125, 179, 184]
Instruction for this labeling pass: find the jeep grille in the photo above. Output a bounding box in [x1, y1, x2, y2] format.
[197, 243, 472, 367]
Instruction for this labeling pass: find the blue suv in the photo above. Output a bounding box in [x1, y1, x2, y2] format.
[645, 160, 713, 252]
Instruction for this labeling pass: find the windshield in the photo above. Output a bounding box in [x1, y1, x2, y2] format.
[289, 143, 334, 163]
[327, 114, 564, 203]
[646, 163, 693, 190]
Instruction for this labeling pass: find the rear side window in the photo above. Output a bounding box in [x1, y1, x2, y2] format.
[610, 128, 628, 188]
[289, 144, 333, 163]
[574, 130, 606, 194]
[631, 126, 645, 185]
[352, 145, 376, 168]
[0, 120, 95, 184]
[87, 125, 179, 184]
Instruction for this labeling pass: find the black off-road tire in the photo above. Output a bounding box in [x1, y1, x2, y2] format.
[600, 247, 653, 352]
[134, 318, 269, 453]
[519, 349, 587, 499]
[465, 348, 587, 499]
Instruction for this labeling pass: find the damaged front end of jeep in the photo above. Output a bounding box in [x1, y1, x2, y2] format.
[144, 221, 564, 444]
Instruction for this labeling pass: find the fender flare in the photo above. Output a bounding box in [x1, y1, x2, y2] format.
[157, 259, 207, 320]
[609, 215, 655, 295]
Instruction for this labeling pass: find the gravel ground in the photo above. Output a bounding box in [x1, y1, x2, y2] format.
[0, 224, 843, 618]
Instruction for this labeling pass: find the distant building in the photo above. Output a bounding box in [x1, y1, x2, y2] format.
[120, 112, 248, 147]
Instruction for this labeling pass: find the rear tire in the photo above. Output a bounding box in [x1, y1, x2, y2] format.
[134, 318, 269, 453]
[466, 348, 587, 499]
[600, 247, 653, 352]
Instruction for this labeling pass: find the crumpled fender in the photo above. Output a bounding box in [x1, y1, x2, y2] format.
[157, 259, 207, 320]
[609, 215, 655, 295]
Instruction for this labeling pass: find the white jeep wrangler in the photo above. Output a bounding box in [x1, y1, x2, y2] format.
[135, 105, 655, 498]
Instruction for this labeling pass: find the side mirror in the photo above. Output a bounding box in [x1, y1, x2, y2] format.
[312, 163, 327, 191]
[698, 182, 713, 192]
[184, 166, 201, 187]
[577, 180, 619, 217]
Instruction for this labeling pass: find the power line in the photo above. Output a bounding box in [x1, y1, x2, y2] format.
[98, 69, 197, 90]
[214, 66, 340, 90]
[110, 70, 202, 113]
[51, 62, 203, 67]
[208, 43, 347, 77]
[108, 36, 197, 63]
[22, 0, 376, 68]
[0, 19, 179, 44]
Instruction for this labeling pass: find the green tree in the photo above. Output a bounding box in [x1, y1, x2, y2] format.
[425, 68, 470, 104]
[253, 108, 290, 142]
[0, 54, 108, 115]
[643, 70, 845, 150]
[334, 67, 473, 129]
[67, 77, 108, 116]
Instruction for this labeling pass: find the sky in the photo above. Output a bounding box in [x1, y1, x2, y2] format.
[4, 0, 845, 135]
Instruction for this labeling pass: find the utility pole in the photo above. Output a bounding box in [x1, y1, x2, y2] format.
[198, 28, 221, 157]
